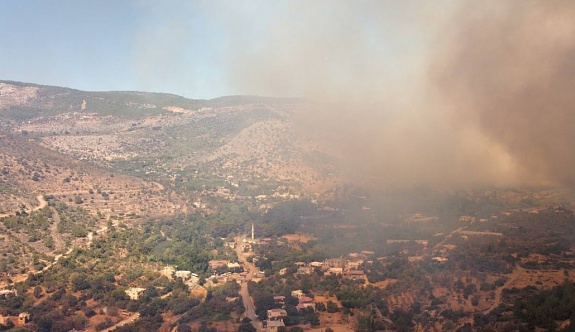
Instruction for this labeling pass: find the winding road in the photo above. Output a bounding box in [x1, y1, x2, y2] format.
[0, 194, 47, 218]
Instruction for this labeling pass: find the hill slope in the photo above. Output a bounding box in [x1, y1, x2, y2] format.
[0, 80, 339, 195]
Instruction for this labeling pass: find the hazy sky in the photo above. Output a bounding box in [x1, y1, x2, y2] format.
[0, 1, 443, 99]
[1, 1, 219, 98]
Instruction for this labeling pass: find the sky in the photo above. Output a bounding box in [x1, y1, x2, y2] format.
[0, 1, 223, 98]
[0, 0, 441, 99]
[2, 1, 575, 188]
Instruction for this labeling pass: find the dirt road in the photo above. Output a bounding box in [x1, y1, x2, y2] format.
[485, 264, 524, 314]
[33, 194, 47, 211]
[99, 313, 140, 332]
[433, 222, 473, 250]
[0, 194, 47, 218]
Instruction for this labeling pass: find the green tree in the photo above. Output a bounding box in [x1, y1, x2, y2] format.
[327, 301, 338, 313]
[238, 318, 256, 332]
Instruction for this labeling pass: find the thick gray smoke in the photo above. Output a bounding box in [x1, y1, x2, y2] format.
[200, 1, 575, 187]
[432, 1, 575, 187]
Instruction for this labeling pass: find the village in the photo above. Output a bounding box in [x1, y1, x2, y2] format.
[96, 222, 382, 332]
[1, 81, 575, 331]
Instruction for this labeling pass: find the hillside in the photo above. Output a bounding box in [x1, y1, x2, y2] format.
[0, 81, 345, 331]
[0, 81, 338, 195]
[0, 80, 340, 282]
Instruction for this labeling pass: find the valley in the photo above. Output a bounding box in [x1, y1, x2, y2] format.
[0, 81, 575, 332]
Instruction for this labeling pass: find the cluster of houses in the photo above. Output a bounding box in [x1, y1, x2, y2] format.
[191, 181, 301, 214]
[208, 260, 242, 271]
[126, 265, 206, 301]
[291, 290, 315, 310]
[287, 254, 372, 281]
[264, 289, 316, 332]
[127, 267, 213, 300]
[265, 308, 287, 332]
[163, 265, 203, 288]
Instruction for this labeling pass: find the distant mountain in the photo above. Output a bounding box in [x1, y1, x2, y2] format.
[0, 80, 300, 121]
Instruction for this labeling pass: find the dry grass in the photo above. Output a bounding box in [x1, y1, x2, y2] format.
[282, 233, 316, 243]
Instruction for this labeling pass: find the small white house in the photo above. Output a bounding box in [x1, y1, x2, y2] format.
[125, 287, 146, 300]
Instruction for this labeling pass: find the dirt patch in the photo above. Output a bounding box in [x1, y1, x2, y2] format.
[311, 293, 353, 330]
[308, 324, 354, 332]
[283, 233, 316, 243]
[188, 320, 238, 332]
[191, 286, 207, 300]
[86, 313, 120, 332]
[373, 279, 398, 289]
[505, 267, 568, 289]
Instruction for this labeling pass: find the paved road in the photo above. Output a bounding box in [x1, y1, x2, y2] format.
[240, 280, 262, 330]
[235, 236, 263, 332]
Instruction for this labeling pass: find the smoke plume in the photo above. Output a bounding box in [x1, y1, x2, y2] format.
[432, 1, 575, 186]
[207, 1, 575, 187]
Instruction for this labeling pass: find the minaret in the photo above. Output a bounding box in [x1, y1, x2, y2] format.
[251, 223, 255, 240]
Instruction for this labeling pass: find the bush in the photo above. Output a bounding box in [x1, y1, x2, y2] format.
[95, 318, 114, 331]
[326, 300, 338, 313]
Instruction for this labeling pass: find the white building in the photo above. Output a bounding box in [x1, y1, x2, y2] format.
[227, 262, 241, 269]
[125, 287, 146, 300]
[175, 270, 192, 280]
